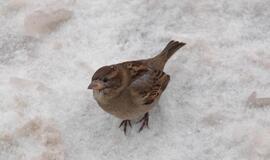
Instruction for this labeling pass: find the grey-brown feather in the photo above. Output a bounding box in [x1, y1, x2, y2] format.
[91, 40, 185, 120]
[149, 40, 186, 70]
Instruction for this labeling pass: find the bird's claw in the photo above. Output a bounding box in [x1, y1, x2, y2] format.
[138, 112, 149, 132]
[119, 120, 132, 135]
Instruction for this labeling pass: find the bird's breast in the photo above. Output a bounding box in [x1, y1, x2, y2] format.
[92, 90, 154, 120]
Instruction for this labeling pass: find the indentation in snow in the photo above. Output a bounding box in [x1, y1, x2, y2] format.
[24, 9, 72, 37]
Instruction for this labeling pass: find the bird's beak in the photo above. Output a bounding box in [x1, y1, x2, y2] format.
[88, 80, 105, 90]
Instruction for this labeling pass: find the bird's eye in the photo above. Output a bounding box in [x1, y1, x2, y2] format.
[102, 77, 108, 82]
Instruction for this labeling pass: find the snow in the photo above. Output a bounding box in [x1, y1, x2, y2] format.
[24, 8, 72, 37]
[1, 0, 270, 160]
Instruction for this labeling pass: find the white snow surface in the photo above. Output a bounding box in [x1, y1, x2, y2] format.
[1, 0, 270, 160]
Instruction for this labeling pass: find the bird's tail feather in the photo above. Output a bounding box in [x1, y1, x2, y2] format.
[150, 40, 186, 70]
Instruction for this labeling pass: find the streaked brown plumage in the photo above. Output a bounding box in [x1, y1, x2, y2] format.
[88, 40, 186, 134]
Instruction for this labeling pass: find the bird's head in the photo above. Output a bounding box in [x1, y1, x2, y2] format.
[88, 65, 122, 94]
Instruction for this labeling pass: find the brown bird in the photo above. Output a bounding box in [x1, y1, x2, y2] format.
[88, 40, 186, 134]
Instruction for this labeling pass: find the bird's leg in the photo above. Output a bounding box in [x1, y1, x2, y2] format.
[119, 120, 132, 135]
[138, 112, 149, 132]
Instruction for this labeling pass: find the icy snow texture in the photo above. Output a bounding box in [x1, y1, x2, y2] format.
[248, 92, 270, 107]
[24, 9, 72, 37]
[1, 0, 270, 160]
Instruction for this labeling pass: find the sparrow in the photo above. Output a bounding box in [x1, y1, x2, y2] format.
[88, 40, 186, 134]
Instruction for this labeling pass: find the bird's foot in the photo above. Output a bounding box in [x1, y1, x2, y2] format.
[137, 112, 149, 132]
[119, 120, 132, 135]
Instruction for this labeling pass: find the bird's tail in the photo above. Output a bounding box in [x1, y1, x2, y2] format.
[150, 40, 186, 70]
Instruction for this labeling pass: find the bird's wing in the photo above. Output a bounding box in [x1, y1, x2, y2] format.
[128, 69, 170, 105]
[121, 60, 149, 81]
